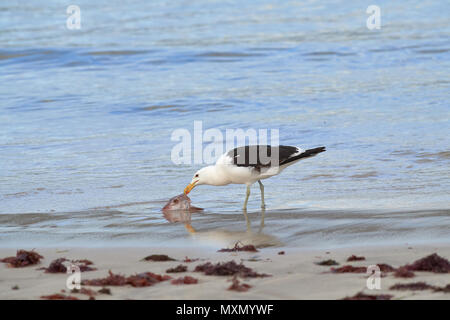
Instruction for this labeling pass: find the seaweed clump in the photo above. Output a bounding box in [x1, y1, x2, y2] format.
[342, 292, 393, 300]
[43, 258, 67, 273]
[143, 254, 176, 262]
[82, 271, 127, 286]
[331, 265, 366, 273]
[347, 255, 365, 262]
[377, 263, 396, 272]
[98, 287, 112, 295]
[389, 282, 437, 291]
[394, 266, 415, 278]
[331, 263, 395, 274]
[0, 250, 43, 268]
[82, 270, 171, 287]
[401, 253, 450, 273]
[434, 284, 450, 293]
[166, 265, 188, 273]
[218, 242, 259, 253]
[126, 272, 171, 287]
[315, 259, 339, 266]
[171, 276, 198, 285]
[40, 258, 97, 273]
[73, 259, 94, 266]
[41, 294, 79, 300]
[77, 262, 97, 272]
[195, 260, 270, 278]
[71, 288, 98, 300]
[228, 277, 252, 292]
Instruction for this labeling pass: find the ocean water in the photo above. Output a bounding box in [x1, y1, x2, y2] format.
[1, 0, 449, 249]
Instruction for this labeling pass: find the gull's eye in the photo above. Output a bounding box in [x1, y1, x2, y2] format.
[195, 174, 199, 178]
[173, 199, 179, 204]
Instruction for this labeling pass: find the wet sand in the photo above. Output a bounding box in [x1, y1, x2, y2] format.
[1, 244, 449, 300]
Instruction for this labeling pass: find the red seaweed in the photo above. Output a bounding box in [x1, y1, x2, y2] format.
[218, 242, 259, 253]
[71, 288, 98, 298]
[331, 265, 366, 273]
[332, 263, 395, 274]
[98, 287, 112, 295]
[342, 292, 393, 300]
[41, 294, 79, 300]
[377, 263, 396, 272]
[347, 255, 365, 262]
[72, 259, 94, 265]
[394, 266, 415, 278]
[127, 272, 172, 287]
[43, 258, 68, 273]
[171, 276, 198, 285]
[143, 254, 176, 262]
[195, 260, 270, 278]
[77, 263, 97, 272]
[82, 270, 127, 286]
[434, 284, 450, 293]
[82, 270, 171, 287]
[228, 277, 252, 292]
[315, 259, 339, 266]
[166, 265, 188, 273]
[1, 250, 43, 268]
[401, 253, 450, 273]
[80, 288, 97, 297]
[389, 282, 437, 291]
[40, 258, 96, 273]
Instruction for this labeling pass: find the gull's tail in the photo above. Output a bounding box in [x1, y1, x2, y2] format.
[280, 146, 326, 165]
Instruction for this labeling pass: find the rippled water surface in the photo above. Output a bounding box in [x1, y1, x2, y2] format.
[1, 1, 449, 248]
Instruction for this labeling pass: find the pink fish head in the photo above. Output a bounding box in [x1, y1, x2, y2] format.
[162, 193, 192, 212]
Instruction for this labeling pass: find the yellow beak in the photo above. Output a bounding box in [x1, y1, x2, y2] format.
[184, 182, 197, 194]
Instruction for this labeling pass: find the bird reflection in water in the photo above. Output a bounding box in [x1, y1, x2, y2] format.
[162, 196, 282, 247]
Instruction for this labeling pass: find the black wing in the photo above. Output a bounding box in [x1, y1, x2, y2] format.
[227, 145, 326, 168]
[227, 145, 292, 167]
[279, 146, 326, 166]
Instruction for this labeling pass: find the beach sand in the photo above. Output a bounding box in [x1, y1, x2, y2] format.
[0, 244, 449, 300]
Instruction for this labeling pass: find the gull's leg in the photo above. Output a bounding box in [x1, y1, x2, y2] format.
[258, 180, 266, 209]
[184, 223, 196, 234]
[242, 207, 251, 231]
[243, 184, 251, 210]
[258, 206, 265, 233]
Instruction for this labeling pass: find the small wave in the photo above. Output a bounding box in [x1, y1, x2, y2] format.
[390, 150, 416, 156]
[84, 50, 148, 56]
[350, 171, 378, 179]
[303, 51, 355, 57]
[141, 105, 180, 112]
[415, 48, 449, 54]
[417, 151, 450, 160]
[196, 51, 265, 58]
[303, 173, 337, 180]
[91, 201, 163, 210]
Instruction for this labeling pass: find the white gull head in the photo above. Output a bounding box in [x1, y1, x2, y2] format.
[184, 165, 231, 194]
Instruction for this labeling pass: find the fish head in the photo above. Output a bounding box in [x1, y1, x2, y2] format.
[162, 193, 191, 212]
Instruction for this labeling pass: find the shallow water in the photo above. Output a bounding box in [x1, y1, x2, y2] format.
[1, 1, 449, 248]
